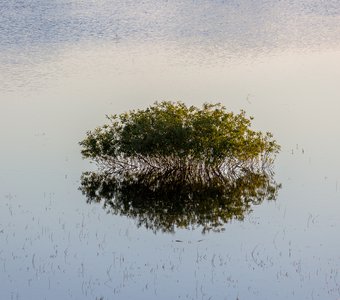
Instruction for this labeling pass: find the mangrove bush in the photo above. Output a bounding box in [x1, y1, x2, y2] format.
[80, 101, 280, 179]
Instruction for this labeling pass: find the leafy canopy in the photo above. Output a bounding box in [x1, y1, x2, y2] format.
[80, 101, 279, 174]
[79, 101, 280, 232]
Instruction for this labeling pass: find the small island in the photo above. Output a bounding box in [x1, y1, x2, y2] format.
[79, 101, 280, 232]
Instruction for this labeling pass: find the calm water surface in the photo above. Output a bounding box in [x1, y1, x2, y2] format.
[1, 1, 340, 299]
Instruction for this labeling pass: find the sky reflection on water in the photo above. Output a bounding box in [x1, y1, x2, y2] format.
[1, 0, 340, 299]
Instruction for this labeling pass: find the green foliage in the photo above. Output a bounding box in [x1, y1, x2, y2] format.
[79, 101, 279, 176]
[79, 101, 281, 232]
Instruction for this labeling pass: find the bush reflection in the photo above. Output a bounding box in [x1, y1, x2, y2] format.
[80, 170, 280, 233]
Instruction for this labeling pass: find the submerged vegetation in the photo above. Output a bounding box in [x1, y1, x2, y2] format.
[80, 101, 280, 232]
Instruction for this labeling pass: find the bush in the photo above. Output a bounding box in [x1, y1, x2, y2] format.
[80, 101, 279, 178]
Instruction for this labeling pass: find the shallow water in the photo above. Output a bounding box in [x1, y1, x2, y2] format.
[1, 1, 340, 299]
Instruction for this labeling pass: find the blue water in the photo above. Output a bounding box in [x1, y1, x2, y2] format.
[1, 1, 340, 299]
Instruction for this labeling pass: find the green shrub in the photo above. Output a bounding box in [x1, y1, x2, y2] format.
[80, 101, 279, 178]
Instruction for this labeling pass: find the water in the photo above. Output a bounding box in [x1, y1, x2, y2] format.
[1, 1, 340, 299]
